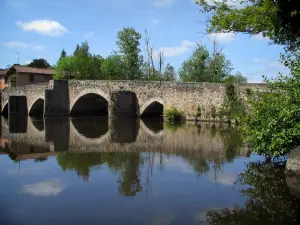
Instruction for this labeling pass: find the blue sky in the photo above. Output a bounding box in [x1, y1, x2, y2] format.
[0, 0, 289, 82]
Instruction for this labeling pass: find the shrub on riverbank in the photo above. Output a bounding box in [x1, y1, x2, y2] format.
[241, 51, 300, 157]
[165, 107, 185, 123]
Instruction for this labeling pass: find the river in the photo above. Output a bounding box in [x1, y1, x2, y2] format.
[0, 116, 299, 225]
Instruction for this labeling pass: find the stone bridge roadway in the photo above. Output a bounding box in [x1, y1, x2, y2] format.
[0, 80, 265, 120]
[0, 116, 250, 161]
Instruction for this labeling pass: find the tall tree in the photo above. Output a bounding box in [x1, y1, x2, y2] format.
[206, 40, 233, 82]
[28, 58, 51, 69]
[196, 0, 300, 51]
[179, 45, 210, 82]
[102, 54, 126, 80]
[117, 27, 143, 80]
[59, 49, 67, 60]
[55, 41, 103, 80]
[163, 63, 176, 81]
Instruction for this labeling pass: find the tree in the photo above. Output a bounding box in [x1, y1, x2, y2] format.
[240, 49, 300, 157]
[28, 58, 51, 68]
[59, 49, 67, 61]
[117, 27, 143, 80]
[144, 29, 155, 79]
[55, 41, 103, 80]
[223, 72, 248, 84]
[54, 56, 76, 79]
[206, 40, 233, 82]
[102, 54, 126, 80]
[196, 0, 300, 51]
[179, 45, 210, 82]
[163, 63, 176, 81]
[206, 160, 300, 225]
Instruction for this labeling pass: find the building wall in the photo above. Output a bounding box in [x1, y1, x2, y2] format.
[16, 72, 52, 86]
[0, 77, 8, 89]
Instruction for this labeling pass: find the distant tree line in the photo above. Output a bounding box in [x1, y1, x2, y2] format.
[25, 27, 247, 84]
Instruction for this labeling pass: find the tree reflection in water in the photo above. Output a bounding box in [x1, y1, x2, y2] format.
[206, 160, 300, 225]
[56, 123, 246, 197]
[56, 152, 143, 196]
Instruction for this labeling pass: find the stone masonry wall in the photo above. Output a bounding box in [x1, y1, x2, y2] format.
[1, 82, 49, 114]
[1, 80, 267, 118]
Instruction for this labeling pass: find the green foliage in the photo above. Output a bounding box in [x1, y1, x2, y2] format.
[206, 160, 300, 225]
[101, 54, 126, 80]
[220, 84, 246, 123]
[54, 42, 104, 80]
[179, 45, 210, 82]
[28, 58, 51, 68]
[54, 56, 76, 79]
[165, 107, 185, 123]
[164, 121, 185, 132]
[196, 105, 202, 119]
[196, 0, 300, 51]
[241, 50, 300, 156]
[163, 63, 176, 81]
[210, 105, 217, 120]
[59, 49, 67, 61]
[223, 71, 248, 84]
[116, 27, 143, 80]
[178, 44, 233, 82]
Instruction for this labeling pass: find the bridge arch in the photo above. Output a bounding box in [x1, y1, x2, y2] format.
[2, 101, 8, 117]
[140, 98, 164, 118]
[70, 90, 109, 117]
[29, 98, 44, 117]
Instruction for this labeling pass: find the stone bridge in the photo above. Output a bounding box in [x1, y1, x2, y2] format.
[0, 80, 265, 119]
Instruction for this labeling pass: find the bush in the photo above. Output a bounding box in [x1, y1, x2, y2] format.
[241, 50, 300, 157]
[195, 105, 202, 120]
[210, 105, 217, 120]
[165, 107, 185, 123]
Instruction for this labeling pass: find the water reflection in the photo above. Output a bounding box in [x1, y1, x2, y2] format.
[1, 116, 300, 224]
[205, 160, 300, 225]
[0, 116, 248, 194]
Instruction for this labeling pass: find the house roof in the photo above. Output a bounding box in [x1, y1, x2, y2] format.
[7, 65, 54, 75]
[14, 65, 54, 75]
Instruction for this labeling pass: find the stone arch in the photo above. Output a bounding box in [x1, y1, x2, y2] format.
[2, 101, 8, 117]
[71, 117, 108, 139]
[140, 98, 164, 117]
[70, 90, 109, 117]
[29, 98, 45, 117]
[69, 119, 110, 146]
[140, 119, 164, 137]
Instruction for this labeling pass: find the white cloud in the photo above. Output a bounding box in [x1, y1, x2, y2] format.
[24, 60, 31, 65]
[4, 41, 44, 51]
[244, 59, 289, 83]
[254, 58, 263, 63]
[20, 180, 66, 197]
[209, 32, 236, 44]
[152, 18, 161, 25]
[154, 0, 175, 7]
[154, 40, 197, 57]
[16, 20, 68, 36]
[209, 172, 238, 185]
[83, 32, 95, 39]
[251, 33, 269, 41]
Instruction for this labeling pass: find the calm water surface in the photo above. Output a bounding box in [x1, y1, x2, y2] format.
[0, 116, 299, 225]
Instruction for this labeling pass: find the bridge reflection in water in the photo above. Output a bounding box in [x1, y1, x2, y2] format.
[0, 116, 249, 161]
